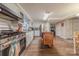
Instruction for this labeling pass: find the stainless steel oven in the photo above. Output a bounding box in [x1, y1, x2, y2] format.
[0, 41, 11, 56]
[2, 45, 11, 56]
[19, 34, 26, 55]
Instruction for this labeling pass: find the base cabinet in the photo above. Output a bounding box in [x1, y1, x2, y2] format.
[42, 32, 54, 47]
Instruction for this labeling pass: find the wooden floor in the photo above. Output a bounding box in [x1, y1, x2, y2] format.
[21, 36, 78, 56]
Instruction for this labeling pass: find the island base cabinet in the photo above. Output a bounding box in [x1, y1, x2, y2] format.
[42, 32, 54, 48]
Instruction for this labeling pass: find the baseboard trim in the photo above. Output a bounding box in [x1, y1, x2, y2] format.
[56, 36, 73, 44]
[33, 36, 41, 39]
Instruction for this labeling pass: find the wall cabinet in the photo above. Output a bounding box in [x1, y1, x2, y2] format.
[2, 3, 22, 18]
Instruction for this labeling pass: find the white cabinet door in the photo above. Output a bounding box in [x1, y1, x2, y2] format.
[2, 3, 21, 17]
[34, 30, 40, 36]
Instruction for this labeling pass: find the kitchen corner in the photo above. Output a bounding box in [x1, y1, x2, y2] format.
[0, 3, 33, 56]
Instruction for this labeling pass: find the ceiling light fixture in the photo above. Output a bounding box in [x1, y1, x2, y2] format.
[43, 12, 53, 20]
[43, 13, 50, 20]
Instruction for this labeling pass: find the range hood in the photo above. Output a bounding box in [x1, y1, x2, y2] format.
[0, 4, 22, 21]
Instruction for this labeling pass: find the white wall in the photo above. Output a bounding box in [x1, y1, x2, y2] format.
[44, 22, 50, 32]
[41, 22, 51, 32]
[33, 21, 44, 36]
[55, 19, 73, 39]
[65, 20, 72, 39]
[72, 19, 79, 33]
[55, 18, 79, 40]
[32, 21, 51, 36]
[55, 21, 66, 39]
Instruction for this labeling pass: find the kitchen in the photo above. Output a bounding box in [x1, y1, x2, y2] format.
[0, 3, 34, 56]
[1, 3, 79, 56]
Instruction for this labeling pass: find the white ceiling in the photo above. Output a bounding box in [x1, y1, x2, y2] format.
[20, 3, 79, 23]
